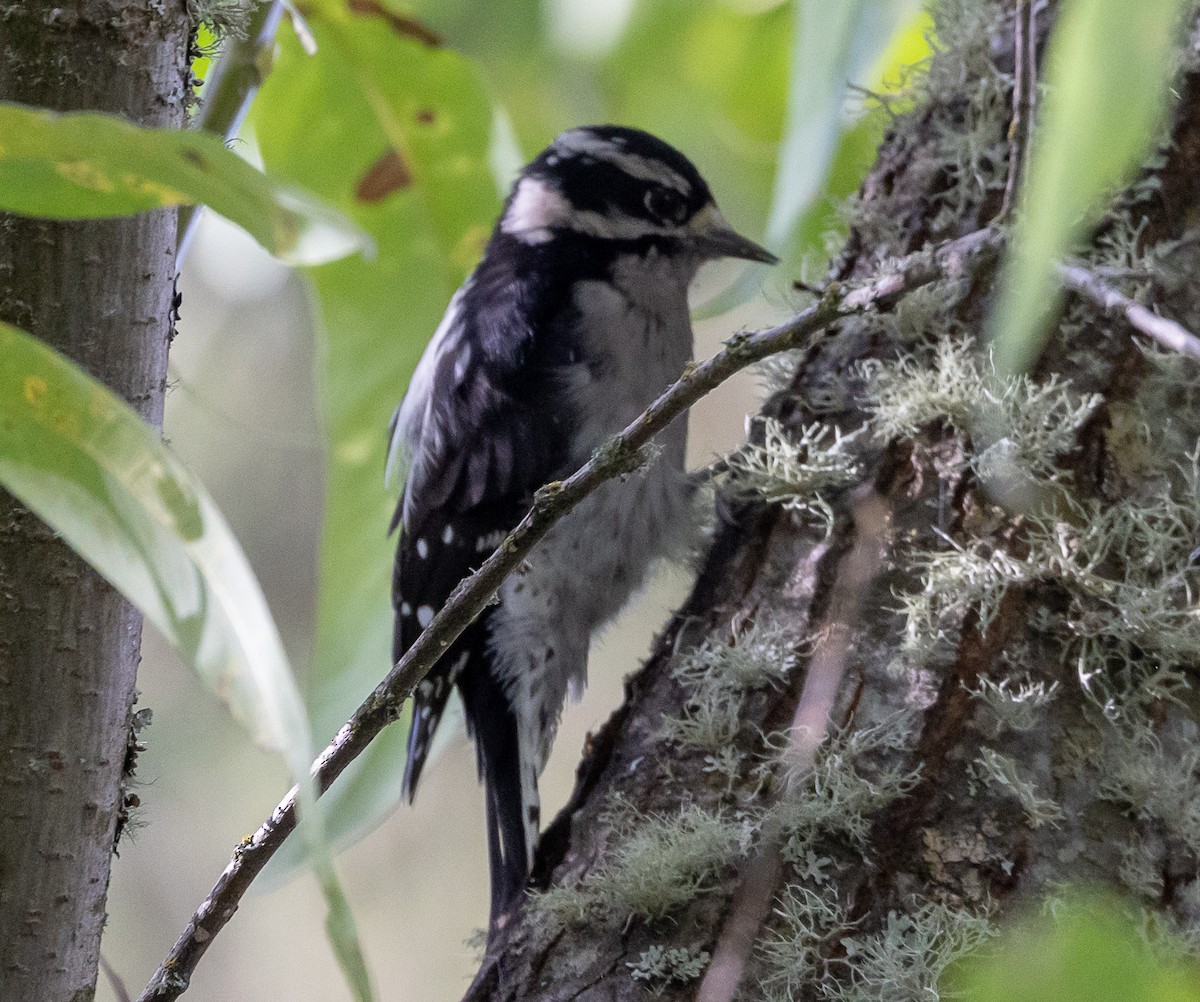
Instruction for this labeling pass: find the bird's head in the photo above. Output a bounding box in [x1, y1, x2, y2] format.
[499, 125, 777, 266]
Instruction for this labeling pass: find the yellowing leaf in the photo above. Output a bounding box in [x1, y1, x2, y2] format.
[0, 101, 367, 264]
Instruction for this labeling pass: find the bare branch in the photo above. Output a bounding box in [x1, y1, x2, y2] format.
[136, 227, 1003, 1001]
[997, 0, 1037, 222]
[176, 1, 285, 269]
[1058, 260, 1200, 360]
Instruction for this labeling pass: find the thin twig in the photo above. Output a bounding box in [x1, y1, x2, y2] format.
[695, 488, 892, 1002]
[1058, 261, 1200, 360]
[136, 221, 1200, 1000]
[135, 226, 1003, 1002]
[997, 0, 1036, 221]
[176, 1, 285, 270]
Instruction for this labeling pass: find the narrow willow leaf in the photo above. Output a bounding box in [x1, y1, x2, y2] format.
[316, 856, 376, 1002]
[698, 2, 927, 319]
[0, 322, 310, 761]
[0, 322, 375, 997]
[990, 0, 1190, 374]
[253, 5, 500, 877]
[768, 0, 923, 247]
[0, 101, 366, 264]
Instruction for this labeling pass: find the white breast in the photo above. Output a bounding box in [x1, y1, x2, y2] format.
[488, 248, 698, 773]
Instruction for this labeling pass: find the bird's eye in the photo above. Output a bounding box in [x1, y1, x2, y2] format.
[643, 186, 689, 225]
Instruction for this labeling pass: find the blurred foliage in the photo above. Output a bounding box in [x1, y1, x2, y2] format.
[0, 100, 363, 264]
[0, 323, 309, 761]
[990, 0, 1194, 374]
[0, 321, 376, 1000]
[953, 895, 1200, 1002]
[253, 3, 501, 870]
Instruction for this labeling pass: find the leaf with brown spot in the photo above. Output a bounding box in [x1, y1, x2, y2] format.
[354, 148, 412, 203]
[0, 101, 364, 265]
[345, 0, 441, 46]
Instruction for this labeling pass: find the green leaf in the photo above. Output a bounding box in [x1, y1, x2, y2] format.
[0, 321, 310, 758]
[953, 895, 1200, 1002]
[0, 101, 367, 264]
[767, 0, 905, 248]
[253, 3, 501, 875]
[698, 2, 928, 319]
[989, 0, 1190, 374]
[314, 854, 376, 1002]
[0, 321, 376, 998]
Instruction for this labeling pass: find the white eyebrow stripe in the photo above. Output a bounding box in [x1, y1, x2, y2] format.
[501, 176, 696, 243]
[554, 131, 692, 194]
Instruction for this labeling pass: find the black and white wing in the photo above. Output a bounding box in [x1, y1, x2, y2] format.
[387, 275, 569, 803]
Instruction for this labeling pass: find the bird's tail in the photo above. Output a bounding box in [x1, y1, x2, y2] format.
[458, 661, 535, 932]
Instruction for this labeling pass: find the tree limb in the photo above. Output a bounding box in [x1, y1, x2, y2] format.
[135, 226, 1007, 1000]
[1057, 260, 1200, 360]
[136, 220, 1200, 1000]
[176, 1, 285, 268]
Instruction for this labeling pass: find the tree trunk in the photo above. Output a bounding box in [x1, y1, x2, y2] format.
[467, 3, 1200, 999]
[0, 5, 188, 1000]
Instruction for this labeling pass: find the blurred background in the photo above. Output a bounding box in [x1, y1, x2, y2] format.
[94, 0, 921, 998]
[98, 212, 759, 1002]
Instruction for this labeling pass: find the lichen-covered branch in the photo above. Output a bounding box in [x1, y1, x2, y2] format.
[1057, 260, 1200, 359]
[459, 3, 1200, 1000]
[135, 220, 1011, 1002]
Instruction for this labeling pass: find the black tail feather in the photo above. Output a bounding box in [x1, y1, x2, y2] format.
[458, 658, 528, 933]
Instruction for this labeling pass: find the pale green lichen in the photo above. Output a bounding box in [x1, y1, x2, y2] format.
[774, 714, 923, 863]
[967, 748, 1063, 829]
[627, 944, 711, 995]
[825, 902, 994, 1002]
[862, 337, 1103, 489]
[760, 892, 993, 1002]
[658, 624, 799, 776]
[1097, 725, 1200, 840]
[720, 418, 864, 536]
[891, 445, 1200, 715]
[759, 883, 850, 999]
[188, 0, 254, 37]
[967, 673, 1060, 737]
[532, 805, 753, 924]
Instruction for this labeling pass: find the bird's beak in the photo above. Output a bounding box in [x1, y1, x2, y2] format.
[688, 205, 778, 264]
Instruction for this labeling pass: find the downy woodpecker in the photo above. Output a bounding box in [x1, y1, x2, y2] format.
[387, 125, 776, 929]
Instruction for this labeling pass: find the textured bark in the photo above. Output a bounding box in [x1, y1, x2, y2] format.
[466, 4, 1200, 1000]
[0, 4, 189, 1001]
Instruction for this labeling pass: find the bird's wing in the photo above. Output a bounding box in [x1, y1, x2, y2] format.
[388, 280, 569, 801]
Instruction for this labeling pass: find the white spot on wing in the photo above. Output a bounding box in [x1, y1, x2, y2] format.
[442, 524, 455, 544]
[417, 605, 434, 627]
[416, 538, 429, 559]
[453, 345, 472, 383]
[400, 602, 413, 617]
